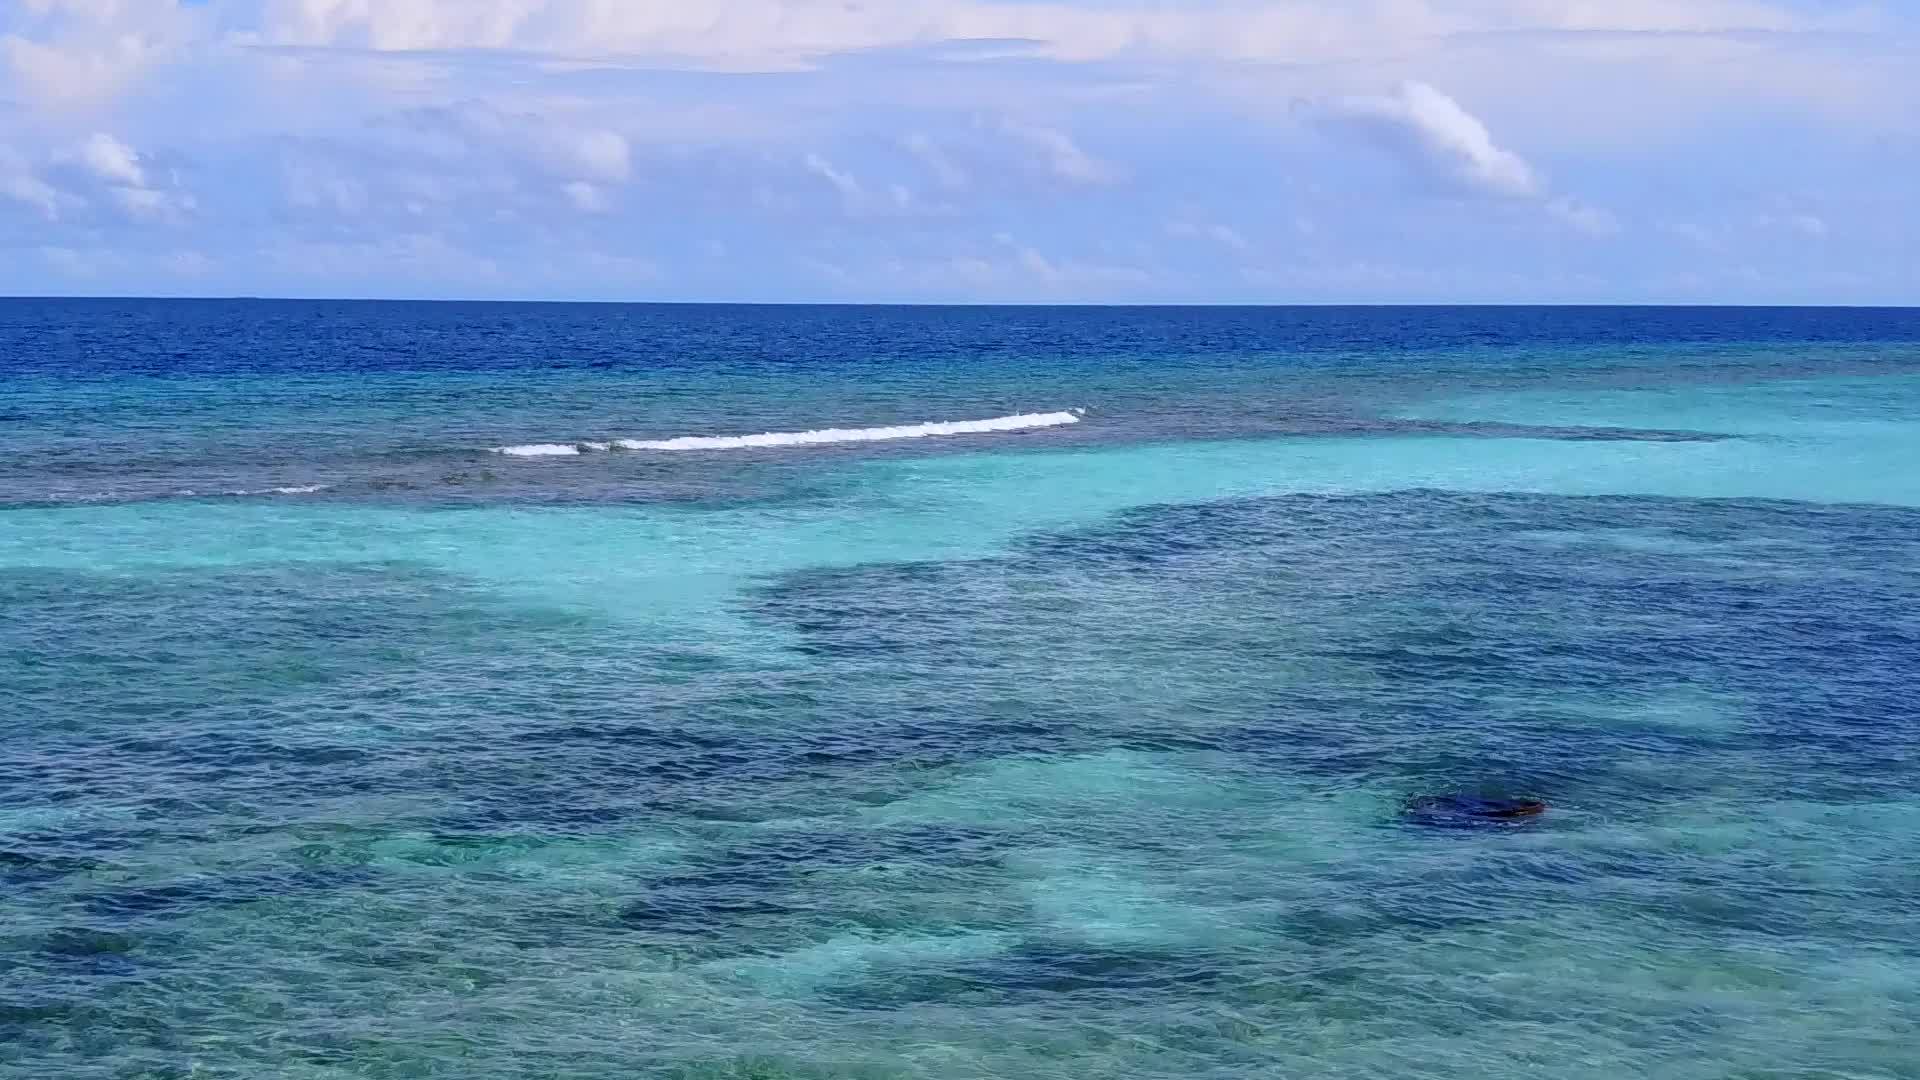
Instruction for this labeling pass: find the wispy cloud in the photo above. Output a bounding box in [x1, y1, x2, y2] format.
[1308, 81, 1539, 199]
[901, 133, 968, 190]
[1548, 198, 1621, 237]
[1304, 81, 1628, 240]
[993, 231, 1148, 288]
[1001, 120, 1118, 185]
[803, 152, 864, 205]
[1760, 212, 1829, 238]
[77, 133, 146, 188]
[45, 132, 195, 223]
[239, 0, 1858, 71]
[562, 179, 610, 214]
[0, 145, 69, 219]
[544, 129, 630, 185]
[1167, 220, 1251, 252]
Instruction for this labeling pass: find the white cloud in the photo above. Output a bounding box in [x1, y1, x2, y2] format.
[2, 170, 68, 219]
[53, 132, 193, 222]
[1313, 81, 1540, 199]
[1167, 220, 1251, 251]
[800, 153, 933, 218]
[1, 33, 150, 106]
[0, 0, 201, 108]
[545, 129, 630, 184]
[802, 151, 863, 204]
[0, 146, 73, 218]
[0, 0, 1905, 303]
[0, 0, 1889, 137]
[78, 132, 145, 187]
[110, 185, 166, 217]
[4, 135, 194, 224]
[992, 231, 1149, 288]
[901, 132, 967, 189]
[244, 0, 1846, 70]
[1307, 81, 1630, 241]
[562, 179, 609, 213]
[108, 182, 193, 222]
[1001, 121, 1117, 185]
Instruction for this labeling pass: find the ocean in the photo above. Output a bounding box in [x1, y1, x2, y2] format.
[3, 300, 1918, 1079]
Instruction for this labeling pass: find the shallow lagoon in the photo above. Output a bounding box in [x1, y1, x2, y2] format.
[4, 303, 1918, 1078]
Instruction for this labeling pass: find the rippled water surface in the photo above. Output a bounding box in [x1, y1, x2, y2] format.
[4, 302, 1919, 1079]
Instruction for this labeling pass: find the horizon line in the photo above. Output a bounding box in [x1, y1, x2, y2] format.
[4, 296, 1918, 311]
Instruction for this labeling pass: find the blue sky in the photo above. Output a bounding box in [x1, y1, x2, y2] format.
[1, 0, 1915, 303]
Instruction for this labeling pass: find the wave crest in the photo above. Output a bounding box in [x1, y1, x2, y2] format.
[492, 410, 1083, 457]
[215, 484, 331, 496]
[494, 443, 587, 458]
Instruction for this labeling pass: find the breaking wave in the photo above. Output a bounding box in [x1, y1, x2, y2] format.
[492, 410, 1084, 457]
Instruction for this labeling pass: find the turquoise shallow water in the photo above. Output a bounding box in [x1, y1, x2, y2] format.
[3, 302, 1920, 1078]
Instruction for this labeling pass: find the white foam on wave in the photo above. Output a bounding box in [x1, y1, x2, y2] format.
[617, 410, 1084, 451]
[491, 410, 1084, 457]
[220, 484, 331, 496]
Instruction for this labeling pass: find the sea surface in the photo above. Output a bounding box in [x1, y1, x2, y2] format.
[4, 301, 1919, 1080]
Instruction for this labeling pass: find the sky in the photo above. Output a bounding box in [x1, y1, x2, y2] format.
[1, 0, 1916, 304]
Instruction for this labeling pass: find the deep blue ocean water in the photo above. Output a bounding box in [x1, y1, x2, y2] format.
[3, 301, 1919, 1079]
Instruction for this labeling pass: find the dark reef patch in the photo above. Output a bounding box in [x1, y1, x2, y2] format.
[1404, 794, 1548, 827]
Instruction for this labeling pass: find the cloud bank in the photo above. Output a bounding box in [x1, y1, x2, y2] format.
[0, 0, 1913, 302]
